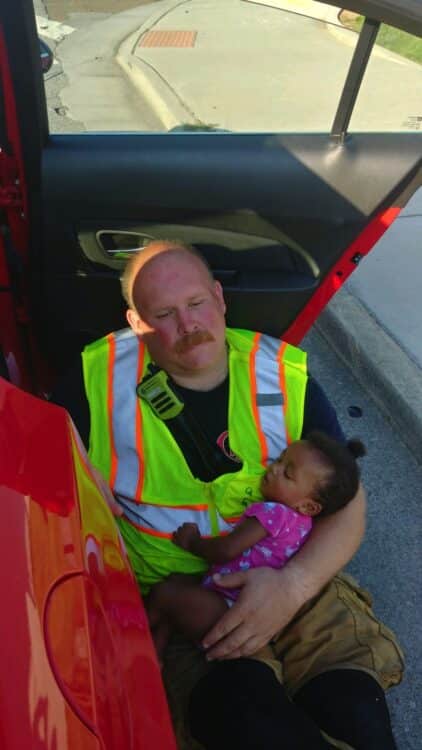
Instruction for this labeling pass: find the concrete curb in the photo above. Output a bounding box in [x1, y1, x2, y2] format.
[117, 28, 196, 130]
[316, 287, 422, 464]
[117, 0, 349, 130]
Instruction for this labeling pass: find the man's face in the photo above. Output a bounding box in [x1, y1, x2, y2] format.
[261, 441, 329, 516]
[126, 250, 227, 379]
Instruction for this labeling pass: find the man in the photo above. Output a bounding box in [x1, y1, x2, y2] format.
[58, 240, 403, 749]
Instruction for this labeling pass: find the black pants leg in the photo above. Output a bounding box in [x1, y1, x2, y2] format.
[188, 659, 333, 750]
[295, 669, 397, 750]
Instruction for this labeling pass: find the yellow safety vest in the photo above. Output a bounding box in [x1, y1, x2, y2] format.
[82, 327, 307, 592]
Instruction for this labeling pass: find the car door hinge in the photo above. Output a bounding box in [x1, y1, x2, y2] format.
[0, 150, 24, 209]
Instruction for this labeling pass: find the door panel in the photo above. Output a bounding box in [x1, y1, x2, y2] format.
[1, 0, 421, 380]
[35, 131, 421, 368]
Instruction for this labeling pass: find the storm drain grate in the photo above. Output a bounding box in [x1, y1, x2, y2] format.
[139, 30, 197, 48]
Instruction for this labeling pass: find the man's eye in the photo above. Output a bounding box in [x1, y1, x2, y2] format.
[156, 311, 171, 319]
[189, 300, 204, 307]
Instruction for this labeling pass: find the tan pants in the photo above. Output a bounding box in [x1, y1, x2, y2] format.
[162, 573, 404, 750]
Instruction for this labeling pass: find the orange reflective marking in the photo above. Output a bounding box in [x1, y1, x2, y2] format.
[123, 518, 173, 539]
[134, 340, 146, 501]
[106, 334, 118, 488]
[277, 341, 291, 444]
[123, 515, 216, 539]
[250, 332, 268, 467]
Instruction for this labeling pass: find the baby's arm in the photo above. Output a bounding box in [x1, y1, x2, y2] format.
[173, 518, 267, 563]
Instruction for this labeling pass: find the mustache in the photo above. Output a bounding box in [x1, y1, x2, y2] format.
[174, 330, 215, 353]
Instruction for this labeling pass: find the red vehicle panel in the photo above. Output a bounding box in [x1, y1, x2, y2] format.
[0, 379, 177, 749]
[1, 1, 421, 747]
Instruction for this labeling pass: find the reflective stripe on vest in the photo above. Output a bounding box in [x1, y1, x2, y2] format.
[117, 496, 234, 539]
[111, 328, 145, 499]
[253, 333, 288, 464]
[95, 328, 302, 500]
[83, 326, 307, 586]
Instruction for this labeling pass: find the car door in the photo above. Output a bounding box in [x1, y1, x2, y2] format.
[0, 0, 421, 389]
[0, 3, 421, 747]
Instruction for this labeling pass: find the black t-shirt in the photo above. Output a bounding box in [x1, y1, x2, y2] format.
[51, 358, 344, 481]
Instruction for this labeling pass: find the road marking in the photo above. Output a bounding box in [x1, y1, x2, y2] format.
[36, 15, 75, 42]
[139, 30, 197, 48]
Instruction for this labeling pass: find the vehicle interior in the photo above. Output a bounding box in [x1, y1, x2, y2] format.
[0, 2, 421, 748]
[0, 0, 421, 390]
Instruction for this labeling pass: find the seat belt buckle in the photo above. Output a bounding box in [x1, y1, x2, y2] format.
[136, 367, 184, 420]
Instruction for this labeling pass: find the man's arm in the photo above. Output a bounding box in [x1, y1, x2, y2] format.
[202, 484, 366, 659]
[173, 518, 267, 564]
[301, 376, 345, 441]
[286, 482, 366, 593]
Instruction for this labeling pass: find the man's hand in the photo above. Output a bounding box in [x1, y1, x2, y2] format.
[201, 485, 366, 660]
[202, 565, 310, 659]
[173, 522, 201, 552]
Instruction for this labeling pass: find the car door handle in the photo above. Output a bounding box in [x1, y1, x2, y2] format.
[78, 225, 319, 283]
[96, 230, 155, 255]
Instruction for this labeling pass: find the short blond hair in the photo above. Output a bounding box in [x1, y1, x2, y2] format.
[120, 239, 213, 310]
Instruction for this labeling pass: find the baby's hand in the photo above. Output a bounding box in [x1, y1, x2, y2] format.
[173, 522, 201, 552]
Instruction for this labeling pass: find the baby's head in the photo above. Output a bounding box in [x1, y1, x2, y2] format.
[261, 431, 366, 517]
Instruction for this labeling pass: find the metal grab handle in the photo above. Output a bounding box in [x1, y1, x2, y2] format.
[106, 247, 142, 255]
[96, 230, 156, 255]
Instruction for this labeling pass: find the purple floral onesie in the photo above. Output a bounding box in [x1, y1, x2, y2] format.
[203, 501, 312, 602]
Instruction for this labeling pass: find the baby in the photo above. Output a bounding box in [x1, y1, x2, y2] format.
[147, 431, 365, 656]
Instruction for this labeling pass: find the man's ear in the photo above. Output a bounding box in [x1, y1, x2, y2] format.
[126, 308, 144, 336]
[297, 499, 323, 517]
[214, 280, 226, 314]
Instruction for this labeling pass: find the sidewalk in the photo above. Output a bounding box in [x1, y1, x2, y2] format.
[118, 0, 346, 132]
[117, 0, 422, 462]
[117, 0, 420, 131]
[316, 187, 422, 464]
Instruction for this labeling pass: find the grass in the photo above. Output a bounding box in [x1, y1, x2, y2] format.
[340, 12, 422, 65]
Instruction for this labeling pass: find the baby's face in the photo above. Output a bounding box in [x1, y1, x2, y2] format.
[260, 441, 329, 515]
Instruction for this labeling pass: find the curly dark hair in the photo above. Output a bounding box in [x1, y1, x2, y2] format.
[305, 431, 366, 517]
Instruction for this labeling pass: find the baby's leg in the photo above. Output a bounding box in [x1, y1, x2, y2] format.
[149, 574, 228, 643]
[145, 581, 177, 660]
[151, 621, 173, 664]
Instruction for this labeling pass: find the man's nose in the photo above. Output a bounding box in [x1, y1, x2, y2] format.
[176, 308, 198, 334]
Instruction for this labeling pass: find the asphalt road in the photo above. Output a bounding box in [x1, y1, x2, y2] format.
[38, 0, 156, 24]
[36, 0, 163, 132]
[303, 328, 421, 750]
[37, 0, 420, 135]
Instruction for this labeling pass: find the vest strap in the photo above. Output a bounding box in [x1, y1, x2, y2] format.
[256, 393, 284, 407]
